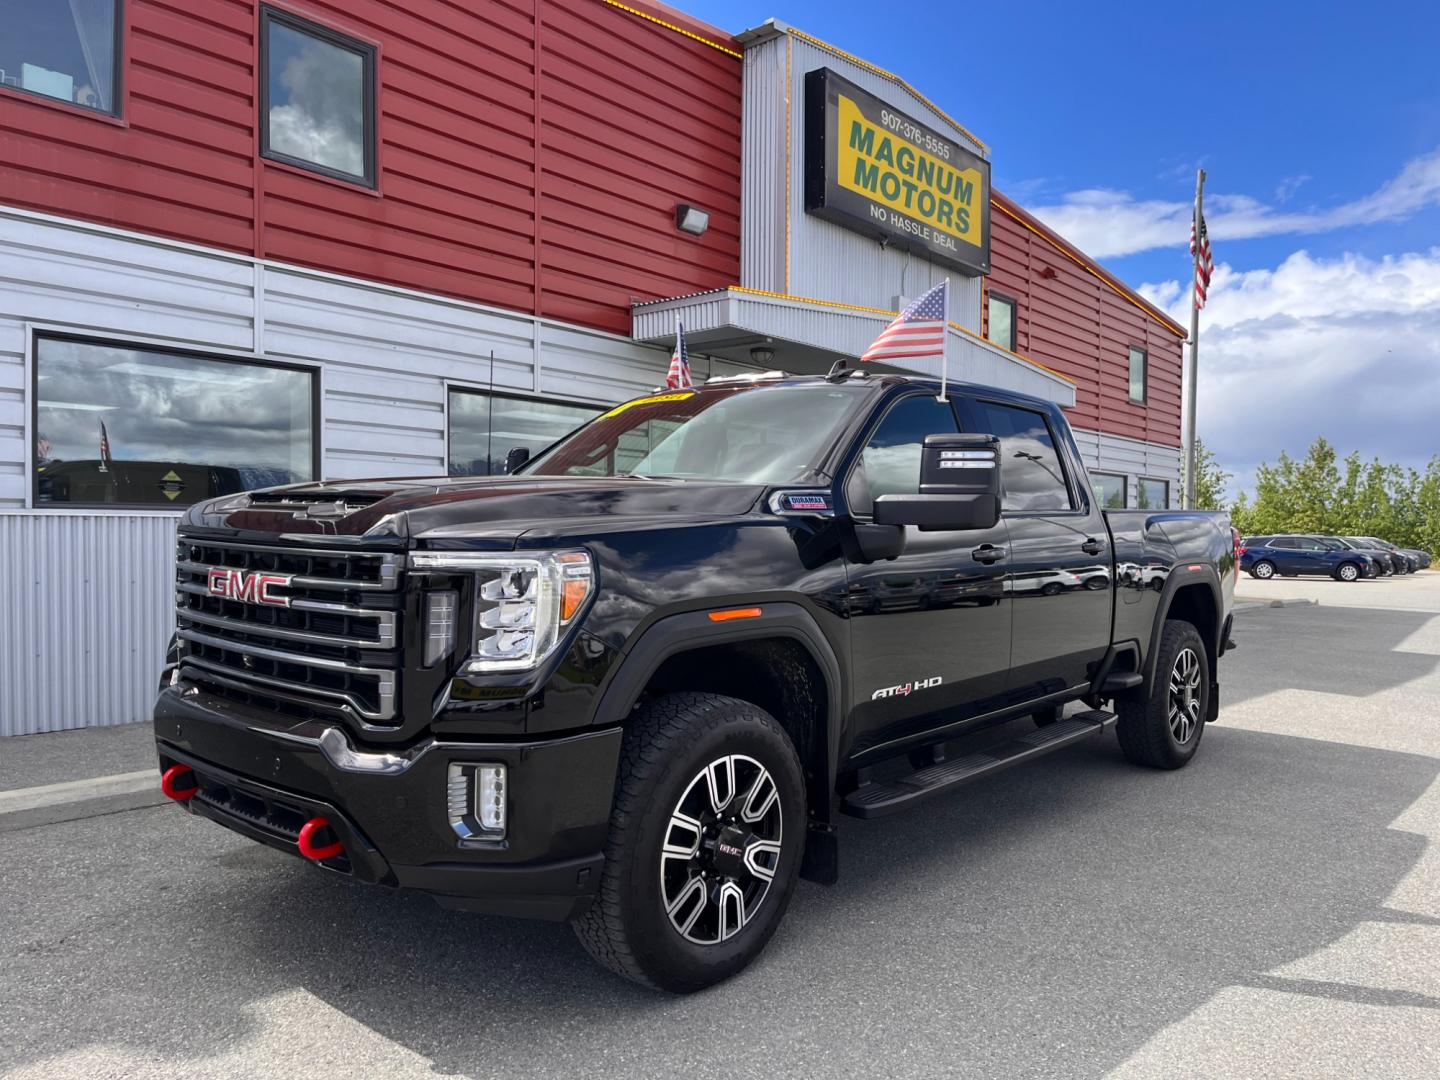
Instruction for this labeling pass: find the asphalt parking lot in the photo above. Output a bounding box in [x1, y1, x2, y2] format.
[3, 575, 1438, 1079]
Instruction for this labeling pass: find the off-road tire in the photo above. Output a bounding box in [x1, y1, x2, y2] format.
[572, 692, 805, 992]
[1116, 619, 1209, 769]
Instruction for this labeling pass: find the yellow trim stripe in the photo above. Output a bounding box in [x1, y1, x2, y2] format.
[784, 27, 989, 154]
[989, 198, 1186, 339]
[599, 0, 743, 58]
[726, 286, 1076, 384]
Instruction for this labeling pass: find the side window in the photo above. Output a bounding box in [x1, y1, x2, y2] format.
[963, 399, 1073, 512]
[849, 394, 959, 515]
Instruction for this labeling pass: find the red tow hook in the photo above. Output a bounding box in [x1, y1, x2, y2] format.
[160, 764, 198, 802]
[297, 817, 345, 861]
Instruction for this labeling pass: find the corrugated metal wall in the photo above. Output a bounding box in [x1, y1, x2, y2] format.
[739, 31, 985, 329]
[987, 198, 1184, 447]
[1072, 427, 1183, 506]
[0, 513, 178, 736]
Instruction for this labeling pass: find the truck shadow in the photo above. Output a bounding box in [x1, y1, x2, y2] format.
[144, 726, 1440, 1076]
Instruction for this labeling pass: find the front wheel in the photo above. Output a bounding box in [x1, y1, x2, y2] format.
[1334, 562, 1361, 582]
[1250, 560, 1276, 580]
[1116, 620, 1209, 769]
[573, 693, 806, 992]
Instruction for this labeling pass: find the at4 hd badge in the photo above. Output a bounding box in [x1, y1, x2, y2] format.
[871, 675, 943, 701]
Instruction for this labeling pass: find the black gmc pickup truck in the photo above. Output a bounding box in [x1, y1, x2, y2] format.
[154, 371, 1236, 991]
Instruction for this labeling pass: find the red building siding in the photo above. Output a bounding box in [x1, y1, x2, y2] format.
[0, 0, 741, 337]
[987, 193, 1184, 447]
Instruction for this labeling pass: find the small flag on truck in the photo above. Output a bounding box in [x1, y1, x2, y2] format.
[860, 279, 952, 399]
[666, 322, 694, 390]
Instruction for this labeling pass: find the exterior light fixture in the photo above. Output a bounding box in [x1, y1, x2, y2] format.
[676, 203, 710, 236]
[750, 346, 775, 365]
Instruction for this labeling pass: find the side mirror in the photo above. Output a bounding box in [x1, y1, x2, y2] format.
[503, 446, 531, 474]
[873, 433, 1001, 532]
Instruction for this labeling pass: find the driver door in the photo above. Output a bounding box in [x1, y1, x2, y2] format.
[842, 393, 1012, 763]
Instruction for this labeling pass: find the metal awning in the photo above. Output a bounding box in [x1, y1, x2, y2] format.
[632, 287, 1076, 406]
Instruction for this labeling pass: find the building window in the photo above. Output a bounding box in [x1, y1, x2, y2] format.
[1091, 472, 1127, 509]
[34, 337, 316, 509]
[260, 8, 376, 186]
[987, 292, 1016, 351]
[1, 1, 121, 114]
[1128, 346, 1147, 403]
[962, 399, 1073, 512]
[1138, 478, 1170, 510]
[448, 389, 601, 476]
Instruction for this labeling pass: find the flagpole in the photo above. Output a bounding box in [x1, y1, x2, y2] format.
[937, 279, 949, 402]
[1183, 169, 1205, 510]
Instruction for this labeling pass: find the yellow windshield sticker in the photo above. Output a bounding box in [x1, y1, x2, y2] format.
[597, 391, 695, 420]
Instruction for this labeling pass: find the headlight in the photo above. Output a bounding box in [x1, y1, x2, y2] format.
[411, 551, 593, 672]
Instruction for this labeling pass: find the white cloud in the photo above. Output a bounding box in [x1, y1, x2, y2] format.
[1139, 249, 1440, 494]
[1028, 149, 1440, 258]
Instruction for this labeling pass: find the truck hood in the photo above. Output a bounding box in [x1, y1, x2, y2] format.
[184, 475, 770, 546]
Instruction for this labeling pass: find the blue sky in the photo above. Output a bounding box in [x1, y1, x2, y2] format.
[685, 0, 1440, 495]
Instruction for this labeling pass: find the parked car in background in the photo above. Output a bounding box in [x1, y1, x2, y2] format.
[1322, 536, 1400, 575]
[1240, 535, 1377, 581]
[1351, 536, 1428, 572]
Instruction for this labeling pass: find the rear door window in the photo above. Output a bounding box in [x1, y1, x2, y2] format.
[960, 399, 1073, 512]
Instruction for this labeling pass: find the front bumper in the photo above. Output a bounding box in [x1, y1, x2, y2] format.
[154, 686, 622, 920]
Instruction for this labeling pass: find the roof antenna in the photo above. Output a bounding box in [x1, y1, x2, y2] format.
[825, 358, 850, 383]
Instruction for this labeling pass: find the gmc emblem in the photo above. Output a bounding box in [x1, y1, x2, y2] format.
[207, 567, 293, 607]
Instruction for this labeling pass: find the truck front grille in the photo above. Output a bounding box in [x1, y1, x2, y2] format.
[174, 537, 404, 726]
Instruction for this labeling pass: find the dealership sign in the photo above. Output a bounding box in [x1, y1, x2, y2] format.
[804, 68, 990, 276]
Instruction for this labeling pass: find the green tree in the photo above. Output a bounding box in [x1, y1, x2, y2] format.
[1183, 437, 1232, 511]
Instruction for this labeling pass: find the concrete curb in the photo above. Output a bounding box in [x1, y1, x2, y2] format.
[1234, 598, 1319, 612]
[0, 770, 167, 833]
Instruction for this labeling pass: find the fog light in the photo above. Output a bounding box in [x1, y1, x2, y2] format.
[446, 763, 507, 841]
[476, 765, 506, 833]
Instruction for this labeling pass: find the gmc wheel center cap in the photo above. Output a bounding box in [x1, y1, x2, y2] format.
[712, 823, 750, 876]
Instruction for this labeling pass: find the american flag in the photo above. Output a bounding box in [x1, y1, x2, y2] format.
[666, 322, 693, 390]
[1190, 208, 1214, 309]
[860, 280, 949, 364]
[99, 419, 113, 471]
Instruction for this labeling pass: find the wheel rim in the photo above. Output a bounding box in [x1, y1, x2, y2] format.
[1340, 564, 1357, 581]
[1167, 648, 1203, 744]
[659, 754, 783, 946]
[1256, 562, 1273, 578]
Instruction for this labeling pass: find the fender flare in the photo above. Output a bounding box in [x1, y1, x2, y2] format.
[1144, 566, 1224, 687]
[592, 603, 846, 824]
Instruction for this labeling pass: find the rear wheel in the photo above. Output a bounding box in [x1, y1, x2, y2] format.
[1117, 620, 1209, 769]
[573, 692, 805, 992]
[1334, 562, 1361, 582]
[1251, 560, 1275, 580]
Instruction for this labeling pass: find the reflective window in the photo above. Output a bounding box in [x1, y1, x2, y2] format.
[987, 293, 1016, 351]
[1091, 472, 1127, 508]
[262, 9, 375, 184]
[448, 390, 601, 476]
[964, 400, 1072, 512]
[1129, 346, 1147, 403]
[34, 338, 315, 508]
[1137, 477, 1170, 510]
[0, 1, 119, 114]
[853, 394, 960, 514]
[527, 384, 867, 484]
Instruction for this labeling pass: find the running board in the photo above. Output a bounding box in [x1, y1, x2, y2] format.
[841, 711, 1117, 819]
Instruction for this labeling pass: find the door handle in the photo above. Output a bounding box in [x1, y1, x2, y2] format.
[1080, 538, 1105, 556]
[971, 545, 1005, 564]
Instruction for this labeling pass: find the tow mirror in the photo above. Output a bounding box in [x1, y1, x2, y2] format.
[873, 433, 1001, 531]
[503, 446, 531, 474]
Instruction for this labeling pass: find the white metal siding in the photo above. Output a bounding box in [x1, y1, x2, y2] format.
[1072, 426, 1183, 508]
[738, 32, 986, 329]
[0, 512, 178, 736]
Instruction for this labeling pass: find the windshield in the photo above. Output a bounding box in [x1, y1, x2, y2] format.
[523, 383, 869, 484]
